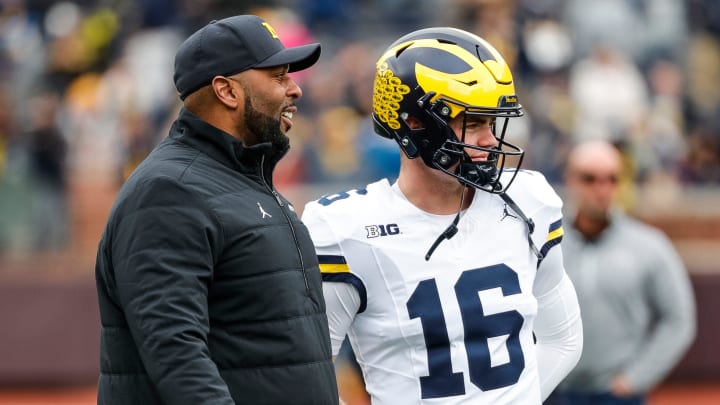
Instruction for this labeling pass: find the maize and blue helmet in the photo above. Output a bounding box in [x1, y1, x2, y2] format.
[372, 27, 525, 194]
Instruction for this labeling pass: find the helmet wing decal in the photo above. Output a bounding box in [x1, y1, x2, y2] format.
[415, 63, 516, 118]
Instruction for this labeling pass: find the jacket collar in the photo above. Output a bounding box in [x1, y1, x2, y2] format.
[170, 108, 289, 184]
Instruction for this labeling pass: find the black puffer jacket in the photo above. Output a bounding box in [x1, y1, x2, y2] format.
[95, 109, 338, 404]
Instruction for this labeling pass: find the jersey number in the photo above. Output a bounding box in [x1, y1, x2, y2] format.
[406, 264, 525, 399]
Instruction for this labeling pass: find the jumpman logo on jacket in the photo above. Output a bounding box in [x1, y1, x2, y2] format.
[257, 202, 272, 219]
[501, 203, 518, 222]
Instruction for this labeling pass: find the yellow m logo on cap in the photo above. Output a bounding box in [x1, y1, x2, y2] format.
[262, 22, 279, 39]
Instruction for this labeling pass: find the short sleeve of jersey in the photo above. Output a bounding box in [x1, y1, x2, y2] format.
[302, 193, 368, 313]
[301, 200, 336, 251]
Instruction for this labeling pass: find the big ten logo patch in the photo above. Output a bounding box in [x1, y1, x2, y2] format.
[366, 224, 400, 238]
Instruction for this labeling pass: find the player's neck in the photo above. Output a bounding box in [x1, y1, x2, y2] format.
[397, 168, 473, 215]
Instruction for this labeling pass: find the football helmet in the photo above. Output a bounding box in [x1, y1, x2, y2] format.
[372, 27, 524, 193]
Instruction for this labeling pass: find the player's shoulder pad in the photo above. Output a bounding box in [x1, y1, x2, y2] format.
[504, 169, 563, 211]
[302, 179, 392, 238]
[304, 179, 389, 215]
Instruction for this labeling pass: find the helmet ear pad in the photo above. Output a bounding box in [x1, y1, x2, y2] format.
[410, 97, 503, 190]
[388, 87, 463, 171]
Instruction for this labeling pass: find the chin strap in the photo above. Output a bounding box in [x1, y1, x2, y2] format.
[499, 192, 543, 261]
[425, 211, 460, 261]
[425, 187, 466, 261]
[424, 189, 544, 263]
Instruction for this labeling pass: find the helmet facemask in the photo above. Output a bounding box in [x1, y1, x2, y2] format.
[425, 97, 525, 194]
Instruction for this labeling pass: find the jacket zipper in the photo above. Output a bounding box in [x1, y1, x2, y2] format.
[260, 155, 310, 293]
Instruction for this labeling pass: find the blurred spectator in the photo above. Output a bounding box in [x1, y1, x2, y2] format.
[301, 106, 366, 184]
[547, 140, 696, 405]
[519, 18, 573, 77]
[642, 0, 688, 66]
[0, 0, 45, 107]
[686, 32, 720, 127]
[634, 58, 687, 183]
[0, 86, 15, 178]
[24, 89, 69, 250]
[679, 123, 720, 185]
[450, 0, 519, 68]
[687, 0, 720, 36]
[300, 39, 399, 184]
[514, 14, 574, 183]
[568, 43, 649, 143]
[563, 0, 646, 61]
[297, 0, 353, 41]
[520, 74, 574, 183]
[562, 0, 687, 67]
[0, 85, 35, 254]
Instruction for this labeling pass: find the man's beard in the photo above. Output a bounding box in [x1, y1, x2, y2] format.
[244, 96, 289, 152]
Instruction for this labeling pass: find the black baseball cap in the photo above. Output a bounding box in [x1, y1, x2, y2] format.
[173, 15, 321, 100]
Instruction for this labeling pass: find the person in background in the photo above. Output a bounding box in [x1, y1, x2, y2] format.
[94, 15, 338, 405]
[546, 140, 696, 405]
[302, 27, 583, 404]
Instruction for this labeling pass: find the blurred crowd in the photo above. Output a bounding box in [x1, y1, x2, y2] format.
[1, 0, 720, 257]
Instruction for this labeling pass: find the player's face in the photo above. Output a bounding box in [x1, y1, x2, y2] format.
[231, 65, 302, 151]
[449, 114, 498, 161]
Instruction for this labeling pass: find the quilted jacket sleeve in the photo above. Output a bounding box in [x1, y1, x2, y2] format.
[110, 176, 233, 404]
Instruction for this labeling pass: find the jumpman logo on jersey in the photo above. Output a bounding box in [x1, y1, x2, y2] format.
[257, 202, 272, 219]
[501, 203, 518, 222]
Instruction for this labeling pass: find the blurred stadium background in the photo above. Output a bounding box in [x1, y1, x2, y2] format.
[1, 0, 720, 403]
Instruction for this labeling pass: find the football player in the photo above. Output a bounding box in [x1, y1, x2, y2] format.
[302, 27, 583, 404]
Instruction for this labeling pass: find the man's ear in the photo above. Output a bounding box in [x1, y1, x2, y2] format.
[212, 76, 242, 108]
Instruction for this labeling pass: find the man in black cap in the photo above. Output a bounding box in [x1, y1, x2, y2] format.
[95, 15, 338, 405]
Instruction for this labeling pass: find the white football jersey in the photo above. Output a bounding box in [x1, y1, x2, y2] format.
[302, 171, 565, 405]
